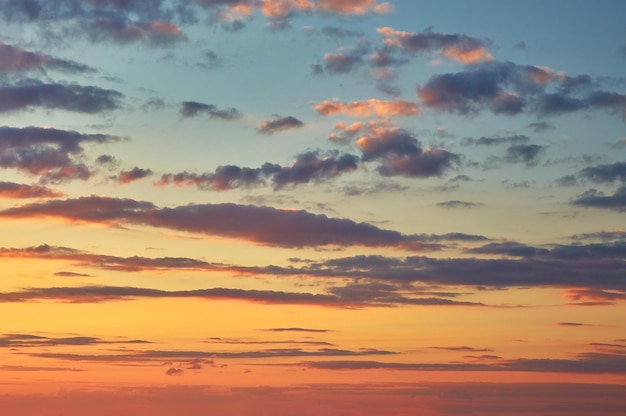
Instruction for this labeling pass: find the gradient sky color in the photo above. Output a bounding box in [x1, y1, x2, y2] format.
[1, 1, 625, 415]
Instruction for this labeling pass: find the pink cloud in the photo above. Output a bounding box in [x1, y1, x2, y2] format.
[314, 98, 419, 118]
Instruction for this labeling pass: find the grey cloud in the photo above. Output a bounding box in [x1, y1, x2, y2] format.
[0, 196, 441, 250]
[504, 144, 546, 166]
[464, 135, 529, 146]
[0, 41, 95, 74]
[0, 181, 64, 198]
[257, 116, 304, 135]
[571, 186, 626, 211]
[180, 101, 241, 120]
[417, 61, 626, 119]
[0, 126, 122, 183]
[0, 79, 123, 114]
[436, 200, 481, 209]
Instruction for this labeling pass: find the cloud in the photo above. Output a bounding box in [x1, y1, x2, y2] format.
[377, 27, 493, 64]
[571, 186, 626, 212]
[157, 150, 358, 190]
[0, 243, 225, 273]
[300, 351, 626, 373]
[180, 101, 241, 120]
[0, 126, 122, 183]
[0, 41, 95, 74]
[323, 42, 370, 74]
[569, 230, 626, 242]
[417, 61, 626, 119]
[116, 167, 153, 184]
[0, 333, 149, 347]
[578, 162, 626, 184]
[504, 144, 547, 166]
[355, 127, 459, 177]
[320, 26, 363, 39]
[562, 288, 626, 306]
[314, 98, 419, 118]
[0, 181, 65, 198]
[165, 367, 184, 376]
[527, 121, 554, 132]
[0, 79, 123, 114]
[463, 135, 529, 146]
[0, 196, 442, 250]
[82, 18, 186, 45]
[264, 327, 330, 333]
[257, 116, 304, 134]
[436, 200, 481, 209]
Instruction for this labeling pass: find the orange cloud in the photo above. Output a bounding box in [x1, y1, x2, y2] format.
[314, 99, 419, 118]
[377, 27, 493, 64]
[315, 0, 391, 14]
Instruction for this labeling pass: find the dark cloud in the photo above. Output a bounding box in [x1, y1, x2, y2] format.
[321, 26, 363, 39]
[264, 328, 330, 333]
[504, 144, 546, 166]
[377, 27, 492, 64]
[180, 101, 241, 120]
[527, 121, 554, 132]
[165, 367, 184, 376]
[468, 240, 626, 260]
[0, 243, 222, 273]
[324, 44, 368, 74]
[0, 333, 149, 347]
[569, 230, 626, 242]
[428, 346, 492, 352]
[0, 126, 122, 183]
[356, 127, 459, 178]
[417, 60, 626, 119]
[0, 79, 123, 114]
[579, 162, 626, 184]
[0, 41, 95, 74]
[257, 116, 304, 135]
[436, 200, 481, 209]
[300, 351, 626, 373]
[463, 135, 529, 146]
[116, 167, 153, 184]
[0, 181, 64, 198]
[571, 186, 626, 211]
[272, 151, 359, 188]
[0, 196, 443, 251]
[158, 151, 358, 191]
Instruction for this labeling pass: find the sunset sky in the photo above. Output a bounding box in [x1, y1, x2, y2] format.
[1, 0, 625, 414]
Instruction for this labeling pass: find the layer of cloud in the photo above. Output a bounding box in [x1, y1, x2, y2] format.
[0, 79, 123, 114]
[0, 196, 449, 250]
[0, 41, 95, 74]
[157, 150, 359, 191]
[0, 181, 65, 198]
[0, 126, 122, 183]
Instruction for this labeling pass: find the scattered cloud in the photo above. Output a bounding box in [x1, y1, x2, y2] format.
[0, 80, 123, 114]
[0, 41, 95, 74]
[116, 167, 153, 184]
[180, 101, 241, 120]
[377, 27, 493, 64]
[314, 98, 419, 118]
[0, 126, 122, 183]
[257, 116, 304, 135]
[0, 181, 65, 198]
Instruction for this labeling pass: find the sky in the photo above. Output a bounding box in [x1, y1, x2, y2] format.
[0, 0, 625, 414]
